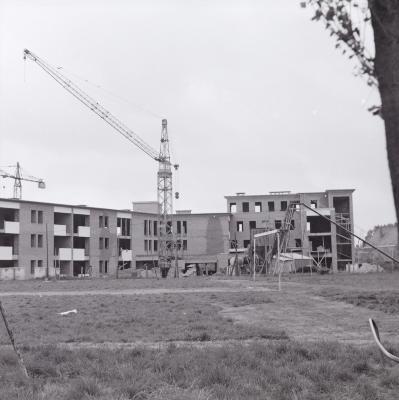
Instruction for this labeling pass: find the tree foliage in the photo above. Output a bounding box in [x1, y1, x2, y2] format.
[301, 0, 380, 114]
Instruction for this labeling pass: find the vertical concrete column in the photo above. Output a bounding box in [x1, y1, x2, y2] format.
[330, 209, 338, 272]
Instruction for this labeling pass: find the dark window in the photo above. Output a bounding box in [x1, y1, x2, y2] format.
[31, 260, 35, 274]
[38, 211, 43, 224]
[166, 221, 172, 234]
[230, 203, 237, 213]
[99, 237, 103, 249]
[104, 260, 108, 274]
[148, 220, 152, 235]
[242, 202, 249, 212]
[244, 240, 251, 248]
[31, 234, 36, 248]
[255, 202, 262, 213]
[99, 260, 103, 273]
[38, 234, 43, 248]
[183, 240, 187, 251]
[154, 240, 158, 252]
[104, 216, 109, 228]
[144, 220, 148, 235]
[31, 210, 36, 223]
[177, 221, 181, 234]
[118, 218, 131, 236]
[281, 201, 287, 211]
[290, 220, 295, 230]
[310, 200, 317, 209]
[144, 240, 148, 252]
[237, 221, 243, 232]
[183, 221, 187, 234]
[104, 238, 109, 249]
[268, 201, 275, 212]
[38, 260, 43, 268]
[149, 240, 152, 252]
[249, 221, 256, 230]
[153, 221, 158, 236]
[295, 238, 302, 248]
[275, 220, 282, 229]
[99, 216, 103, 228]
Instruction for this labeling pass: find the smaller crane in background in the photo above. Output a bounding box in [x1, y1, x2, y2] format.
[0, 162, 46, 199]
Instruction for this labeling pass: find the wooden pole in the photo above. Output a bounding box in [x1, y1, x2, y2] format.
[253, 238, 256, 281]
[116, 236, 119, 279]
[277, 233, 281, 291]
[0, 300, 29, 378]
[300, 202, 399, 264]
[45, 223, 49, 280]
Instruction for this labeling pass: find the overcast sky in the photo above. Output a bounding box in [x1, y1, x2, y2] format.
[0, 0, 394, 236]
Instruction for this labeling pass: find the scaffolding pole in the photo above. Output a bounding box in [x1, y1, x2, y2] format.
[300, 203, 399, 265]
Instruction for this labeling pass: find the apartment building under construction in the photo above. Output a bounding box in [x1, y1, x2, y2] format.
[0, 198, 230, 280]
[226, 189, 355, 271]
[0, 188, 355, 280]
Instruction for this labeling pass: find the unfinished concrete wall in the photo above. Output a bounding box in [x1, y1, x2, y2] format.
[89, 208, 118, 277]
[226, 189, 355, 272]
[18, 201, 55, 279]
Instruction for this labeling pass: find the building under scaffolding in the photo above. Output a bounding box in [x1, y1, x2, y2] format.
[226, 189, 355, 272]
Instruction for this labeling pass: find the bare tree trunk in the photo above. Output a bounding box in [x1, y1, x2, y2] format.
[370, 1, 399, 239]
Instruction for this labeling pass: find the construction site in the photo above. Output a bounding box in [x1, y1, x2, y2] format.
[0, 188, 359, 280]
[4, 3, 399, 399]
[0, 50, 396, 281]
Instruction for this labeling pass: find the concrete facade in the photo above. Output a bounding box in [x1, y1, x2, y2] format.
[0, 188, 355, 279]
[225, 189, 355, 271]
[0, 198, 230, 279]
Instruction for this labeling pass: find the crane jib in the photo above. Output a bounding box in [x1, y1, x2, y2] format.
[23, 49, 160, 162]
[23, 48, 178, 277]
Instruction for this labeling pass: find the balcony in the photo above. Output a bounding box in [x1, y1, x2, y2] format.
[77, 226, 90, 237]
[3, 221, 19, 234]
[58, 248, 87, 261]
[54, 224, 68, 236]
[306, 208, 332, 217]
[0, 246, 13, 260]
[120, 250, 132, 261]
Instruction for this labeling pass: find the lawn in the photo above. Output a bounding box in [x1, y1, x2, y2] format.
[2, 341, 399, 400]
[0, 292, 285, 345]
[0, 276, 232, 293]
[2, 272, 399, 399]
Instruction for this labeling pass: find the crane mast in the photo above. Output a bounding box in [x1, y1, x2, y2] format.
[0, 162, 46, 199]
[23, 49, 177, 276]
[158, 119, 175, 276]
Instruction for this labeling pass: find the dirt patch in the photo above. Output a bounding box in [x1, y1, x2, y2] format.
[219, 290, 399, 345]
[0, 286, 272, 297]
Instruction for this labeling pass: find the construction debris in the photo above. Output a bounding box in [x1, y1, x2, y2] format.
[58, 309, 78, 316]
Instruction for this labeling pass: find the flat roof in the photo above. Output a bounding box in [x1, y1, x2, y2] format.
[0, 198, 230, 217]
[0, 197, 127, 213]
[225, 189, 355, 199]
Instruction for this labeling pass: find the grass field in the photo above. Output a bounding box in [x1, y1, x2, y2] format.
[1, 272, 399, 399]
[0, 292, 284, 345]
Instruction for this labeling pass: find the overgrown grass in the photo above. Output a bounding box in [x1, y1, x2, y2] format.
[319, 288, 399, 314]
[284, 271, 399, 292]
[1, 341, 398, 400]
[0, 276, 232, 293]
[0, 292, 284, 345]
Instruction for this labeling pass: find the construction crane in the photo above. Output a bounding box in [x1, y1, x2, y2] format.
[23, 49, 179, 277]
[0, 162, 46, 199]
